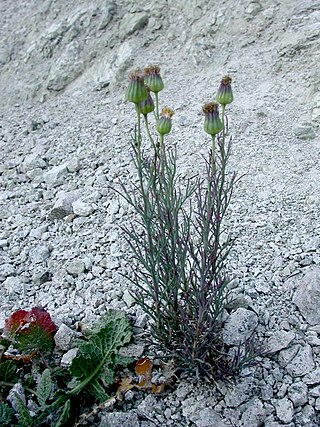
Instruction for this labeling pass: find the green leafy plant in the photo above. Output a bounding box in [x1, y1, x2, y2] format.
[121, 67, 256, 379]
[0, 308, 132, 426]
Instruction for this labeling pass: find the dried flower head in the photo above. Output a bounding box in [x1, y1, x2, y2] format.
[144, 65, 164, 93]
[126, 69, 148, 104]
[216, 75, 233, 106]
[156, 107, 174, 135]
[202, 102, 223, 135]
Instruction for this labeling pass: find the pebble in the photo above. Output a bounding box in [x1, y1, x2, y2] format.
[72, 200, 94, 217]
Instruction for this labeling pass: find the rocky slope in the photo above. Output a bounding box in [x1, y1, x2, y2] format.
[0, 0, 320, 426]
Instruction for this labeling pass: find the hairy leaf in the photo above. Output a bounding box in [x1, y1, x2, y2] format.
[69, 310, 131, 401]
[15, 395, 34, 427]
[0, 402, 14, 426]
[37, 368, 53, 407]
[0, 360, 18, 382]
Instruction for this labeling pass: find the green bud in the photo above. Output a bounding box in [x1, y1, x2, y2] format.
[144, 65, 164, 93]
[156, 107, 174, 135]
[137, 88, 155, 115]
[216, 75, 233, 106]
[126, 69, 148, 104]
[202, 102, 223, 135]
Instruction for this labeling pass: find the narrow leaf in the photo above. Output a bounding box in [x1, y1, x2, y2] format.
[15, 395, 34, 427]
[54, 399, 71, 427]
[0, 360, 18, 382]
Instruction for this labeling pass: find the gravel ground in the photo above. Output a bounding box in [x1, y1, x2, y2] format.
[1, 0, 320, 426]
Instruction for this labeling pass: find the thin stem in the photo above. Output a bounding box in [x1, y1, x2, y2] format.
[143, 114, 156, 151]
[155, 92, 160, 120]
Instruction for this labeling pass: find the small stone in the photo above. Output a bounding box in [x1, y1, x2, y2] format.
[22, 153, 46, 171]
[304, 368, 320, 385]
[309, 385, 320, 397]
[223, 308, 258, 346]
[287, 382, 308, 407]
[61, 348, 78, 367]
[293, 267, 320, 325]
[66, 260, 86, 277]
[293, 122, 316, 140]
[29, 245, 50, 263]
[49, 190, 80, 219]
[100, 411, 139, 427]
[285, 344, 315, 377]
[119, 12, 148, 39]
[72, 200, 94, 217]
[275, 397, 294, 424]
[54, 323, 77, 350]
[225, 378, 257, 407]
[3, 276, 21, 294]
[266, 330, 295, 354]
[194, 407, 229, 427]
[123, 289, 134, 308]
[67, 157, 81, 172]
[44, 163, 68, 187]
[0, 263, 15, 279]
[240, 398, 266, 427]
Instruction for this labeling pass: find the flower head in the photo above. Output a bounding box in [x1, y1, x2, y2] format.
[202, 102, 223, 135]
[144, 65, 164, 94]
[137, 86, 155, 115]
[126, 69, 148, 104]
[156, 107, 174, 135]
[216, 75, 233, 106]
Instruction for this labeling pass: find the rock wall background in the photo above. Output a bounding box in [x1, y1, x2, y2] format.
[1, 0, 320, 426]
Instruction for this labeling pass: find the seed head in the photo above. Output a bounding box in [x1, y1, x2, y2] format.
[216, 75, 233, 106]
[137, 86, 155, 115]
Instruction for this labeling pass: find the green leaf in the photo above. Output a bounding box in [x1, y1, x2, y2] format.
[36, 368, 53, 407]
[54, 400, 70, 427]
[15, 395, 34, 427]
[87, 379, 109, 402]
[0, 360, 18, 382]
[0, 402, 14, 427]
[69, 310, 132, 401]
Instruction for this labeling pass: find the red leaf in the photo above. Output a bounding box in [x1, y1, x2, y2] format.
[3, 308, 57, 354]
[135, 357, 153, 388]
[3, 310, 29, 339]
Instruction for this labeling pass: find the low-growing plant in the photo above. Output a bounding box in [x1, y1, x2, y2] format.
[0, 308, 132, 426]
[120, 67, 256, 379]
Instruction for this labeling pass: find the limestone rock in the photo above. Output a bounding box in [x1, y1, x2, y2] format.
[72, 200, 94, 217]
[279, 344, 315, 377]
[287, 382, 308, 407]
[44, 163, 68, 187]
[66, 260, 86, 277]
[22, 154, 46, 172]
[293, 267, 320, 325]
[29, 245, 50, 263]
[100, 411, 139, 427]
[275, 397, 294, 423]
[194, 407, 229, 427]
[266, 330, 295, 354]
[223, 307, 258, 346]
[240, 398, 266, 427]
[119, 12, 149, 39]
[293, 122, 317, 140]
[54, 323, 77, 350]
[49, 190, 81, 219]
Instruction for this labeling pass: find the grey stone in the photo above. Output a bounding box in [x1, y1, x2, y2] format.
[293, 267, 320, 325]
[119, 343, 144, 359]
[54, 323, 77, 350]
[312, 92, 320, 124]
[119, 12, 148, 39]
[44, 163, 68, 187]
[3, 276, 21, 294]
[61, 348, 78, 367]
[66, 260, 85, 276]
[223, 308, 258, 346]
[195, 407, 229, 427]
[240, 398, 266, 427]
[293, 122, 316, 140]
[49, 190, 80, 219]
[309, 385, 320, 397]
[100, 411, 139, 427]
[22, 153, 46, 171]
[72, 200, 94, 217]
[7, 383, 26, 412]
[266, 330, 295, 354]
[287, 382, 308, 407]
[123, 289, 134, 308]
[280, 344, 315, 377]
[0, 263, 15, 279]
[29, 245, 50, 263]
[225, 378, 258, 407]
[67, 157, 81, 172]
[275, 398, 294, 424]
[304, 368, 320, 385]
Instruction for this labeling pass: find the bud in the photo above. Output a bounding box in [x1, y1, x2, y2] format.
[202, 102, 223, 135]
[144, 65, 164, 94]
[156, 107, 174, 135]
[126, 69, 148, 104]
[137, 87, 155, 115]
[216, 75, 233, 106]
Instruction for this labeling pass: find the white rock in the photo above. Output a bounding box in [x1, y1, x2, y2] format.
[267, 330, 295, 354]
[54, 323, 77, 350]
[293, 267, 320, 325]
[66, 260, 86, 277]
[72, 200, 93, 217]
[44, 163, 68, 187]
[275, 397, 294, 424]
[61, 348, 78, 367]
[223, 307, 258, 346]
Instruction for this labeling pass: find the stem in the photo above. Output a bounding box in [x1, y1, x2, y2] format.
[155, 92, 160, 120]
[0, 381, 36, 395]
[143, 114, 156, 151]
